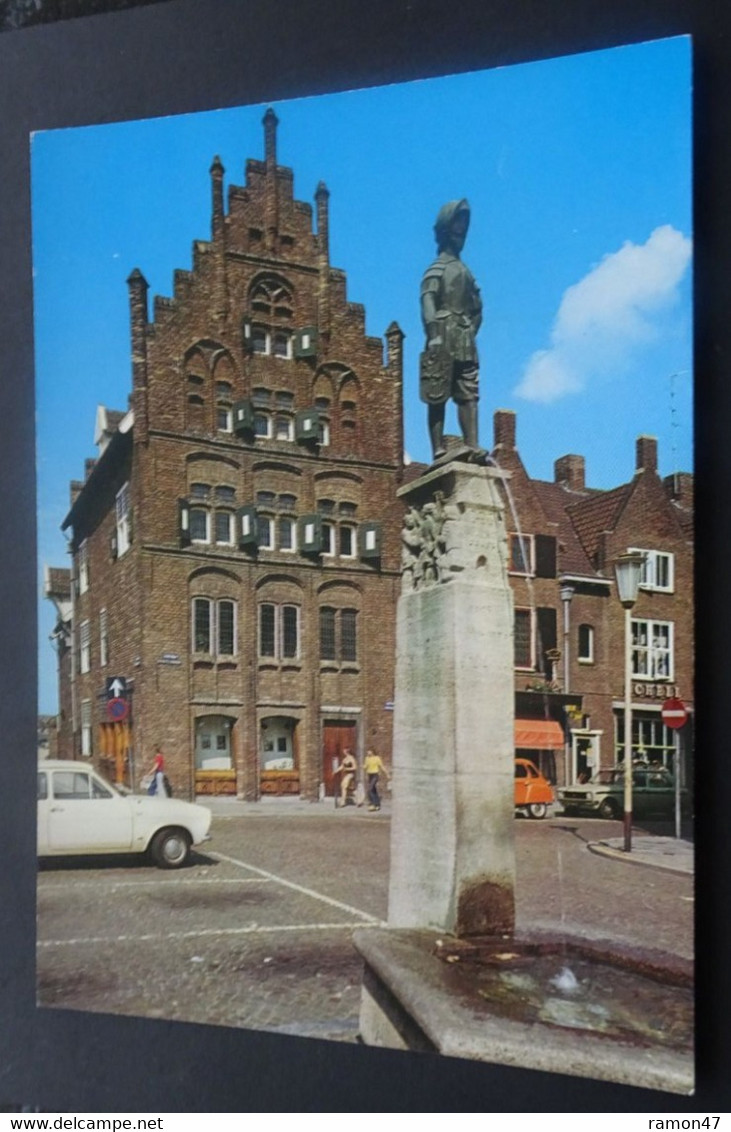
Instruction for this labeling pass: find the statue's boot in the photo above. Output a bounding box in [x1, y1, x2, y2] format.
[459, 402, 487, 461]
[428, 404, 447, 460]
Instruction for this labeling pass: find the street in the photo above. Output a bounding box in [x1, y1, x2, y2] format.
[37, 807, 693, 1042]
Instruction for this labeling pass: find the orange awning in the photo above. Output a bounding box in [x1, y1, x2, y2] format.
[514, 719, 565, 750]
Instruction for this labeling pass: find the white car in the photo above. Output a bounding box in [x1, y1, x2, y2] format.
[38, 760, 212, 869]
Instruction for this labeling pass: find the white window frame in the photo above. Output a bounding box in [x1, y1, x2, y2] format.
[321, 521, 335, 557]
[192, 597, 237, 657]
[254, 412, 272, 439]
[115, 482, 131, 558]
[508, 533, 534, 576]
[274, 414, 294, 442]
[258, 602, 300, 661]
[629, 547, 675, 594]
[631, 618, 674, 680]
[256, 514, 274, 549]
[80, 619, 91, 674]
[251, 326, 270, 355]
[514, 607, 535, 671]
[217, 404, 233, 433]
[577, 623, 594, 664]
[99, 608, 108, 668]
[78, 540, 89, 594]
[278, 515, 296, 553]
[272, 331, 293, 359]
[190, 507, 211, 544]
[339, 523, 356, 559]
[215, 510, 234, 546]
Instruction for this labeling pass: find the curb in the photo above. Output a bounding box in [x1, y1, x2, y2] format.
[588, 839, 693, 877]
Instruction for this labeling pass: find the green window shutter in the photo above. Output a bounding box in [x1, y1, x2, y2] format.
[236, 505, 258, 549]
[293, 326, 318, 358]
[295, 408, 321, 445]
[298, 513, 323, 554]
[359, 521, 382, 560]
[233, 399, 255, 436]
[535, 534, 557, 578]
[179, 499, 191, 547]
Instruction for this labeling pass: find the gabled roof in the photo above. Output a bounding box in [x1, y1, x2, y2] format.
[531, 480, 598, 578]
[565, 483, 634, 567]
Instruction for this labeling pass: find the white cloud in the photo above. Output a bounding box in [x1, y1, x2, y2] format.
[514, 225, 692, 403]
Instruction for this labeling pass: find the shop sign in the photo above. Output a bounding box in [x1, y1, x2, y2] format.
[633, 682, 678, 699]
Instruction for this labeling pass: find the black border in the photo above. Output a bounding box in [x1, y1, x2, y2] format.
[1, 0, 728, 1113]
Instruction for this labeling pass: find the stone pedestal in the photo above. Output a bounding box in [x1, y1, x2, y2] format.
[388, 460, 515, 935]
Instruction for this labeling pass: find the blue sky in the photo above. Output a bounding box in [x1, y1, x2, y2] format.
[32, 35, 692, 713]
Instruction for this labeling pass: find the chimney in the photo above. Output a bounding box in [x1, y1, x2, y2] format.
[554, 454, 586, 491]
[315, 181, 330, 262]
[493, 409, 516, 450]
[636, 435, 658, 474]
[263, 107, 278, 170]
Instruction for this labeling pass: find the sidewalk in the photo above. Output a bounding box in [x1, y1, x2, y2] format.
[205, 794, 391, 818]
[588, 835, 693, 876]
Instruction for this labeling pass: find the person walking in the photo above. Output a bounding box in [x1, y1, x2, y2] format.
[363, 748, 390, 811]
[146, 747, 167, 796]
[335, 748, 357, 808]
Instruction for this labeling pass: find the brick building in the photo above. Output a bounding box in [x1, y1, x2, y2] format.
[491, 408, 694, 792]
[46, 112, 693, 801]
[49, 109, 405, 800]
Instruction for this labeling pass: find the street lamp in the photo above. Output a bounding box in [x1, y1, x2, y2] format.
[614, 551, 646, 853]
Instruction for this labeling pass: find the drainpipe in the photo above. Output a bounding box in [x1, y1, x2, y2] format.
[559, 584, 574, 785]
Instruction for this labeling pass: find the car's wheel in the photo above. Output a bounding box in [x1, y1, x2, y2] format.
[598, 797, 621, 821]
[527, 802, 547, 820]
[150, 827, 191, 869]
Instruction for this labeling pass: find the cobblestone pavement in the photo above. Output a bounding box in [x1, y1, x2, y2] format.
[37, 808, 693, 1042]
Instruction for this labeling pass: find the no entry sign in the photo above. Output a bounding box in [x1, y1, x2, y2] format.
[661, 697, 687, 730]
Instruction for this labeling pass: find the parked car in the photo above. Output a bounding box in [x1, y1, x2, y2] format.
[38, 760, 212, 868]
[558, 765, 688, 820]
[514, 758, 554, 819]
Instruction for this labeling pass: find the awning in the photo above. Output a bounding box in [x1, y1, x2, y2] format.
[515, 719, 565, 750]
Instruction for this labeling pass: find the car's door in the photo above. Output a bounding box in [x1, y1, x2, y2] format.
[646, 770, 675, 815]
[48, 769, 134, 852]
[37, 769, 50, 853]
[514, 762, 528, 806]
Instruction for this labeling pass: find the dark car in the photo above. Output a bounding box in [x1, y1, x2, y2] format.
[558, 765, 688, 820]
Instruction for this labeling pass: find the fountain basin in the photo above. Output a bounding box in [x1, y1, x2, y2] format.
[355, 928, 693, 1095]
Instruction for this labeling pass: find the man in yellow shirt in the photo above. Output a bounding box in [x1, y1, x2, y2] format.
[363, 748, 390, 811]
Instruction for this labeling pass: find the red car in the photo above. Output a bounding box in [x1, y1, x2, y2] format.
[514, 758, 554, 819]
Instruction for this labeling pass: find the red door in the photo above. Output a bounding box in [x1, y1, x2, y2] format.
[322, 722, 356, 796]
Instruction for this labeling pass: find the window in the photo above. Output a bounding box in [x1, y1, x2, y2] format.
[190, 507, 210, 543]
[80, 700, 92, 757]
[577, 623, 594, 663]
[115, 482, 131, 557]
[80, 620, 91, 674]
[616, 712, 679, 771]
[215, 485, 236, 504]
[252, 326, 269, 354]
[274, 415, 293, 441]
[215, 511, 234, 545]
[190, 482, 211, 500]
[278, 516, 296, 551]
[319, 607, 336, 661]
[339, 525, 355, 558]
[78, 540, 89, 594]
[100, 609, 109, 668]
[632, 619, 673, 680]
[630, 548, 675, 593]
[217, 403, 233, 432]
[259, 603, 300, 661]
[509, 533, 533, 575]
[257, 515, 273, 549]
[254, 413, 272, 438]
[192, 598, 236, 657]
[321, 522, 334, 556]
[272, 332, 291, 359]
[320, 607, 358, 664]
[514, 608, 534, 669]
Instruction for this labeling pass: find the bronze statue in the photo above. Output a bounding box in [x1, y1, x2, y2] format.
[419, 199, 484, 461]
